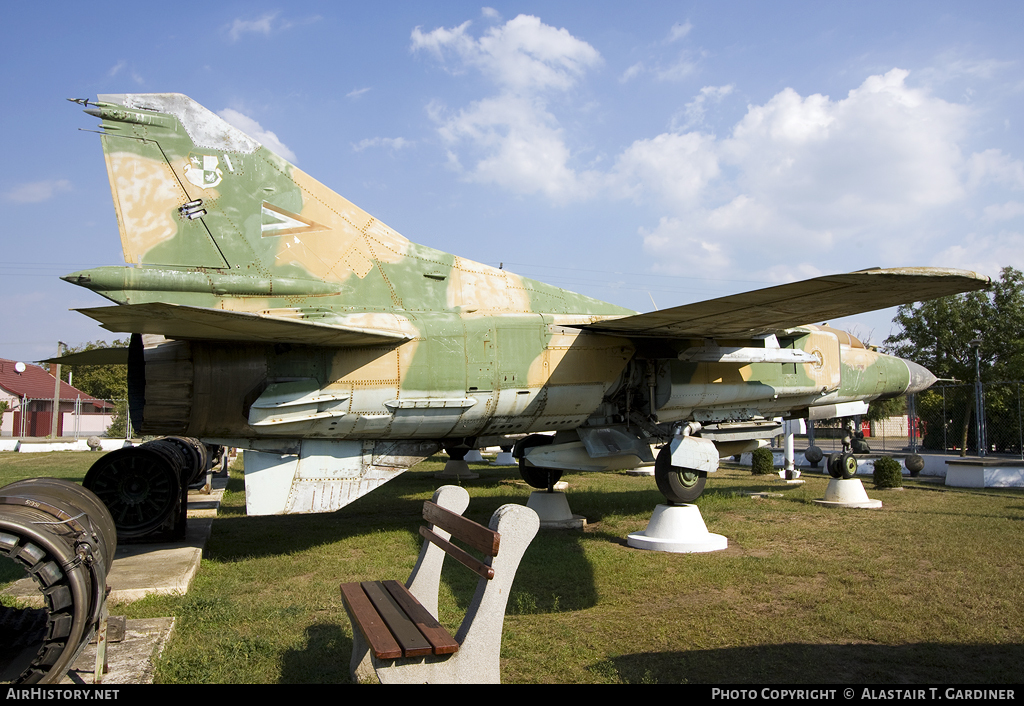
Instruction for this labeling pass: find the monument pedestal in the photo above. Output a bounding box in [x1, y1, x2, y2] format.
[812, 478, 881, 509]
[526, 491, 586, 529]
[627, 504, 728, 553]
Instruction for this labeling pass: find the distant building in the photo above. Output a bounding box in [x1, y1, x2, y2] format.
[0, 358, 114, 437]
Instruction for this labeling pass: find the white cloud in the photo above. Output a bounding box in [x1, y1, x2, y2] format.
[413, 15, 602, 201]
[965, 148, 1024, 190]
[413, 15, 1017, 283]
[983, 200, 1024, 222]
[4, 179, 71, 203]
[352, 137, 413, 152]
[622, 69, 1009, 276]
[620, 62, 645, 83]
[655, 56, 698, 82]
[672, 84, 734, 130]
[611, 131, 719, 206]
[412, 14, 601, 94]
[107, 60, 144, 85]
[667, 22, 693, 43]
[930, 231, 1024, 275]
[227, 12, 279, 42]
[346, 87, 371, 99]
[218, 109, 298, 163]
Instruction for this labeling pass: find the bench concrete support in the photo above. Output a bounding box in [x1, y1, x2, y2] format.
[347, 485, 539, 684]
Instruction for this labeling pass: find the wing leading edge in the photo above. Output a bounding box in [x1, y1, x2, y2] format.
[75, 303, 413, 347]
[573, 267, 991, 339]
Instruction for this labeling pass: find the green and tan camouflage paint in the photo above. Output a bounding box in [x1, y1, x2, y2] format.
[70, 94, 918, 446]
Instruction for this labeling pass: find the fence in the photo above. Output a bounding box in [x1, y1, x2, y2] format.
[910, 382, 1024, 459]
[0, 397, 130, 439]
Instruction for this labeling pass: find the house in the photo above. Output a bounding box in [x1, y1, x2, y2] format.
[0, 358, 114, 437]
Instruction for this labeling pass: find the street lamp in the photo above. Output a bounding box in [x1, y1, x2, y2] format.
[970, 338, 986, 458]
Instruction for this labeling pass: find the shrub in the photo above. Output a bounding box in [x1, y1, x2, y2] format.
[751, 447, 775, 475]
[872, 456, 903, 488]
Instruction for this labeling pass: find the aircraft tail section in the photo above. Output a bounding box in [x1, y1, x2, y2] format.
[85, 93, 409, 288]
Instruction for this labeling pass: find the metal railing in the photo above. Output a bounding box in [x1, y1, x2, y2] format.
[909, 382, 1024, 459]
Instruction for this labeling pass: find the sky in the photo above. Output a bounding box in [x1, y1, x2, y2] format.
[2, 1, 1023, 363]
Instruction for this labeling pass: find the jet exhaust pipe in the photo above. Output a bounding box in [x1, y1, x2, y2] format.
[83, 437, 212, 541]
[0, 478, 116, 684]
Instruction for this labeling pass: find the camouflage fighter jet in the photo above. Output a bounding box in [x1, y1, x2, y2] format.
[60, 94, 989, 515]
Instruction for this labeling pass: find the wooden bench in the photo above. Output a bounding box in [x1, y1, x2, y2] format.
[340, 485, 540, 684]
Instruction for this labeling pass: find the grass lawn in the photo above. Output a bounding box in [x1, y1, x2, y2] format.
[2, 450, 1023, 683]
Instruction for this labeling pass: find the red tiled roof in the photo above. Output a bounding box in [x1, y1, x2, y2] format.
[0, 358, 111, 406]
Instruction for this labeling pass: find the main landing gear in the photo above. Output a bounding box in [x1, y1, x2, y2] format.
[826, 452, 859, 479]
[653, 446, 707, 504]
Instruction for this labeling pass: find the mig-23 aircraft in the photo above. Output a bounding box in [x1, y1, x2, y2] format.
[59, 93, 989, 519]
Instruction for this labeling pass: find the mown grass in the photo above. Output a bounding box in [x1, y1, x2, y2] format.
[2, 451, 1023, 683]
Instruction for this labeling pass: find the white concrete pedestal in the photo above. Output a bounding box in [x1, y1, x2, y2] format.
[526, 491, 586, 529]
[812, 478, 882, 509]
[627, 504, 728, 553]
[435, 459, 479, 480]
[464, 449, 484, 463]
[492, 451, 516, 466]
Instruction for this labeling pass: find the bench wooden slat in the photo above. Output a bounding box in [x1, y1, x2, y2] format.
[419, 526, 495, 580]
[361, 581, 434, 658]
[340, 582, 403, 660]
[423, 501, 501, 557]
[382, 580, 459, 656]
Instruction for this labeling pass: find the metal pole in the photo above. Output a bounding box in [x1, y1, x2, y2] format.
[50, 344, 63, 439]
[908, 393, 917, 453]
[1011, 383, 1019, 459]
[971, 339, 985, 458]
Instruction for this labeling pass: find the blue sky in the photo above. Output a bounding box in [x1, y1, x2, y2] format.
[2, 2, 1023, 363]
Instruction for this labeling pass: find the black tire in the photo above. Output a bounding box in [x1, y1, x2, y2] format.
[827, 453, 844, 479]
[654, 446, 707, 504]
[519, 464, 563, 490]
[514, 435, 561, 490]
[839, 452, 859, 479]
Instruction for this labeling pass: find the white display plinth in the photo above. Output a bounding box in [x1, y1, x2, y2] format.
[627, 504, 728, 553]
[435, 459, 479, 480]
[526, 491, 586, 529]
[464, 449, 484, 463]
[492, 451, 516, 466]
[812, 478, 882, 509]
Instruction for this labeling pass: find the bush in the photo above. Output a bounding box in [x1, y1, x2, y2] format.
[872, 456, 903, 488]
[751, 447, 775, 475]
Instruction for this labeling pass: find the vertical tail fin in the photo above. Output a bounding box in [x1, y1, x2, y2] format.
[88, 93, 408, 285]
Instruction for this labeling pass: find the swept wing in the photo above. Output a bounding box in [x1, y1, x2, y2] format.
[574, 267, 990, 339]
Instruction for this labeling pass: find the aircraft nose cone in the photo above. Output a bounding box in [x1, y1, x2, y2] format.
[905, 359, 937, 394]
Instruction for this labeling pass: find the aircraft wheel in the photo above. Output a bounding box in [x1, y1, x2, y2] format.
[838, 452, 859, 479]
[654, 446, 707, 505]
[827, 452, 859, 479]
[513, 435, 561, 489]
[826, 453, 844, 479]
[518, 464, 563, 490]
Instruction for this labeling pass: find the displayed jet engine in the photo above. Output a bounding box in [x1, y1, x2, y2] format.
[0, 478, 116, 684]
[83, 436, 212, 541]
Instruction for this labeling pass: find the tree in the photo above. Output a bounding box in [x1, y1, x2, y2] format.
[60, 339, 129, 400]
[885, 266, 1024, 383]
[884, 266, 1024, 453]
[61, 339, 130, 438]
